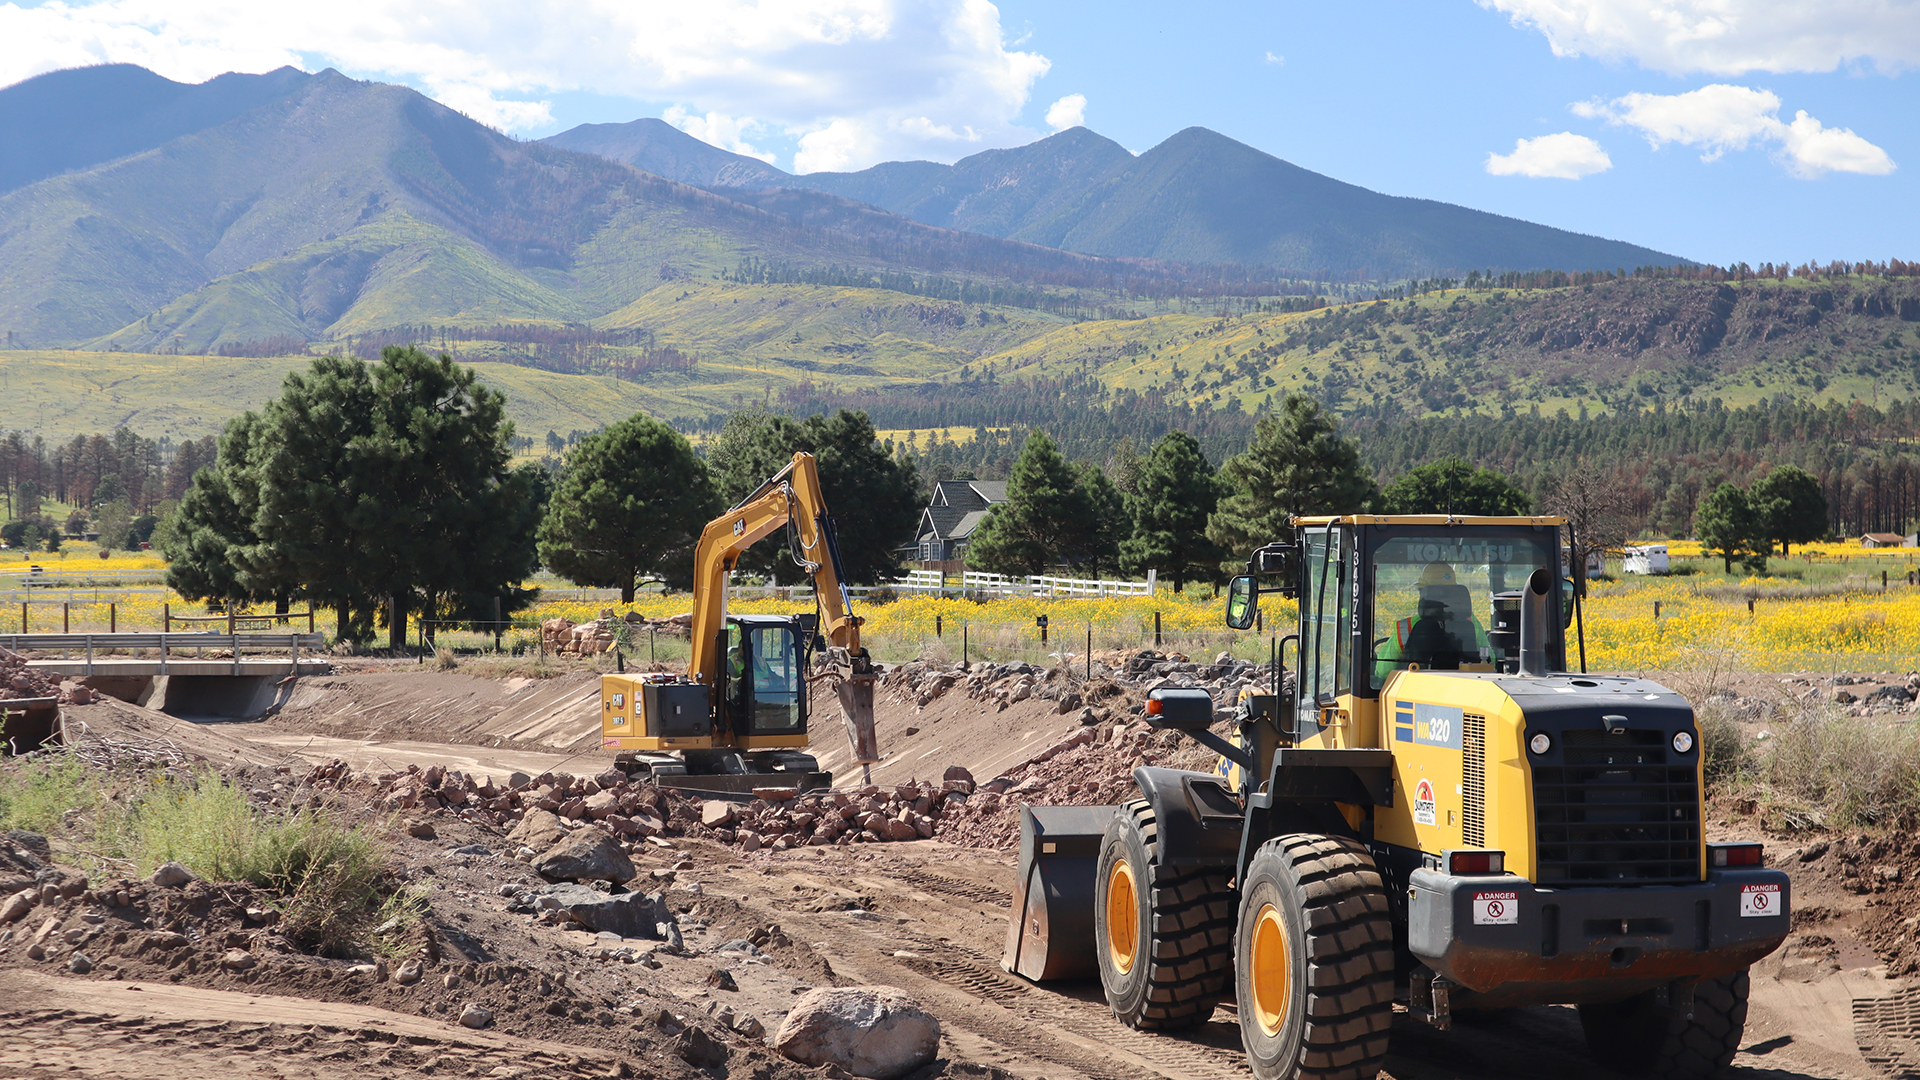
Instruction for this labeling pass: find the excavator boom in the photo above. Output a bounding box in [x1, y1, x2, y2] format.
[684, 452, 879, 767]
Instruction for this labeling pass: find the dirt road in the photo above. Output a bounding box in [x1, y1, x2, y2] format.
[22, 667, 1915, 1080]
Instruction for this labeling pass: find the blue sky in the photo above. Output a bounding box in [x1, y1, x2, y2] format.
[1, 0, 1911, 266]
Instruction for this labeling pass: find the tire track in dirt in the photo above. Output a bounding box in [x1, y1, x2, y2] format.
[0, 1005, 627, 1080]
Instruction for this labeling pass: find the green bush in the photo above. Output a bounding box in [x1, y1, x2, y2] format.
[0, 755, 103, 834]
[1761, 704, 1920, 829]
[1695, 701, 1749, 791]
[124, 773, 392, 954]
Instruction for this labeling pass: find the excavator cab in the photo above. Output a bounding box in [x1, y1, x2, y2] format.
[722, 615, 808, 738]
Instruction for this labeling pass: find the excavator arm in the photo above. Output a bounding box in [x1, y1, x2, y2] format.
[686, 452, 879, 766]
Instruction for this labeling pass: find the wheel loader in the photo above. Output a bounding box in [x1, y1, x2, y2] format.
[595, 452, 880, 796]
[1003, 515, 1788, 1080]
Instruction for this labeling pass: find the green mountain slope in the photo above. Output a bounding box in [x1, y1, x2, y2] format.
[18, 274, 1916, 447]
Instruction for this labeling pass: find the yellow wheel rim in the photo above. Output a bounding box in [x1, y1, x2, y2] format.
[1106, 859, 1138, 975]
[1250, 903, 1291, 1037]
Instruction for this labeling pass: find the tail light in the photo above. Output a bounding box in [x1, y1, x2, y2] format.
[1145, 697, 1163, 715]
[1708, 842, 1764, 868]
[1447, 849, 1505, 875]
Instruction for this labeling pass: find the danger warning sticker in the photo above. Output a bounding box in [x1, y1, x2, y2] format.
[1413, 778, 1437, 826]
[1740, 883, 1782, 918]
[1473, 891, 1519, 925]
[602, 738, 622, 747]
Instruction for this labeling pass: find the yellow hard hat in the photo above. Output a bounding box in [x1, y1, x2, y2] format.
[1418, 562, 1455, 586]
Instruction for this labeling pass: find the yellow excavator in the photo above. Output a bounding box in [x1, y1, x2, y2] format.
[1005, 514, 1788, 1080]
[596, 452, 879, 794]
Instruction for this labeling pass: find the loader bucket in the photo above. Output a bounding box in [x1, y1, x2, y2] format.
[836, 673, 879, 765]
[1002, 804, 1117, 982]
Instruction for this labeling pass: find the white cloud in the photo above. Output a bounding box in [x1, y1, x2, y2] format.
[1577, 85, 1896, 176]
[1044, 93, 1084, 131]
[1263, 50, 1284, 65]
[662, 105, 776, 164]
[1485, 132, 1613, 178]
[0, 0, 1054, 171]
[1480, 0, 1920, 75]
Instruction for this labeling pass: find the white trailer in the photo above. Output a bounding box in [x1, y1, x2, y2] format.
[1624, 544, 1670, 575]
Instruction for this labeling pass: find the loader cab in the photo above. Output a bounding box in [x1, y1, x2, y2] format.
[722, 614, 807, 738]
[1231, 517, 1576, 742]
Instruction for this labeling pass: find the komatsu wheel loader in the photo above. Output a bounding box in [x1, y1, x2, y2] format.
[595, 452, 879, 795]
[1004, 515, 1788, 1080]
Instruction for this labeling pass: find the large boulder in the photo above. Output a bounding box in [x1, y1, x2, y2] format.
[506, 809, 566, 850]
[533, 830, 635, 884]
[525, 883, 674, 939]
[774, 987, 940, 1080]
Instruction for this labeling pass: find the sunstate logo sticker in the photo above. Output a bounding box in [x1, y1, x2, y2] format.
[1413, 778, 1436, 826]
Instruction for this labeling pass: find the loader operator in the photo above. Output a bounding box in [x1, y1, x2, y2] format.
[1373, 560, 1487, 682]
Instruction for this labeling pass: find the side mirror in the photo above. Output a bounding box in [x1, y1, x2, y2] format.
[1251, 543, 1300, 597]
[1145, 687, 1215, 731]
[1225, 575, 1257, 630]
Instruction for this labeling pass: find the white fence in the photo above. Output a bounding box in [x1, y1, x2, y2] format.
[0, 569, 168, 587]
[728, 568, 1157, 601]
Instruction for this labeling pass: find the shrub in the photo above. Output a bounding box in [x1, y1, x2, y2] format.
[1761, 704, 1920, 829]
[126, 774, 392, 954]
[0, 755, 103, 834]
[1695, 700, 1749, 791]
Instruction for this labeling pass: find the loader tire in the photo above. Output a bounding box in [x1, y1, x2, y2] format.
[1577, 968, 1749, 1080]
[1094, 799, 1234, 1030]
[1234, 834, 1394, 1080]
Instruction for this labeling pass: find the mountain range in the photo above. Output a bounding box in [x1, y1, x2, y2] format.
[0, 63, 1692, 355]
[543, 118, 1681, 276]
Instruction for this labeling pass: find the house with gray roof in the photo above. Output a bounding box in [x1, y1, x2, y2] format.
[913, 479, 1008, 569]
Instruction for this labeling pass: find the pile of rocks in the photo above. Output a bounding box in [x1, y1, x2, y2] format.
[1779, 673, 1920, 715]
[541, 610, 695, 655]
[0, 647, 61, 701]
[704, 770, 977, 853]
[886, 647, 1284, 720]
[541, 612, 616, 655]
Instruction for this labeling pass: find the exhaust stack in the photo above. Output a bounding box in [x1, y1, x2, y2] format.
[1518, 567, 1551, 677]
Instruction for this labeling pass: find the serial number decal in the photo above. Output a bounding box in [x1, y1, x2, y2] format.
[1473, 891, 1518, 925]
[1740, 883, 1781, 918]
[1413, 778, 1437, 826]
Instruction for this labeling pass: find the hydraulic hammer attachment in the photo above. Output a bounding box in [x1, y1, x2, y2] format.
[1003, 804, 1116, 981]
[836, 671, 879, 766]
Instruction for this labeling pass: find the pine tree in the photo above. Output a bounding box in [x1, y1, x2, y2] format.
[1121, 431, 1224, 593]
[1207, 394, 1375, 568]
[539, 413, 720, 603]
[1377, 457, 1530, 516]
[1749, 464, 1827, 555]
[966, 431, 1090, 575]
[1075, 463, 1129, 576]
[1696, 483, 1768, 573]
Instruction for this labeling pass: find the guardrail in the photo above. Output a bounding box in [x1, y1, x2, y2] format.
[0, 632, 327, 675]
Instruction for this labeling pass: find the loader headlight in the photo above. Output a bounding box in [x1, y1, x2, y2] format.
[1528, 732, 1552, 755]
[1672, 731, 1695, 754]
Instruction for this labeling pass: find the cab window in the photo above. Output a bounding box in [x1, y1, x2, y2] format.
[745, 626, 802, 733]
[1369, 532, 1555, 689]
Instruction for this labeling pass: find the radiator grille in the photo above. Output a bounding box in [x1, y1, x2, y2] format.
[1462, 713, 1486, 847]
[1532, 729, 1699, 885]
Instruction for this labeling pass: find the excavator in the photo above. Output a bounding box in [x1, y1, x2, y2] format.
[595, 452, 879, 795]
[1004, 514, 1788, 1080]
